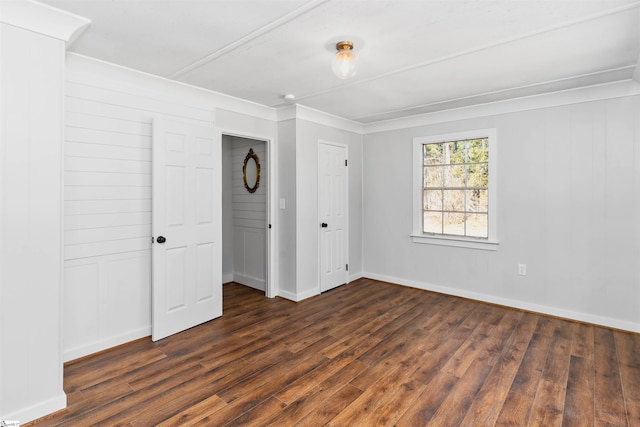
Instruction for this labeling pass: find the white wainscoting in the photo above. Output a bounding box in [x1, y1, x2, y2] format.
[230, 138, 267, 291]
[63, 251, 151, 361]
[63, 56, 214, 360]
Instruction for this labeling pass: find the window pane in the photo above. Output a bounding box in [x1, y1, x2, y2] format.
[468, 138, 489, 163]
[423, 144, 444, 165]
[443, 190, 465, 212]
[466, 189, 488, 213]
[418, 133, 492, 241]
[424, 166, 443, 188]
[424, 190, 442, 210]
[423, 211, 442, 234]
[466, 214, 488, 238]
[443, 213, 465, 236]
[445, 141, 466, 164]
[467, 163, 488, 188]
[443, 165, 465, 187]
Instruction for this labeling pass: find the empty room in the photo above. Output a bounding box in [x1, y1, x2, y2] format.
[0, 0, 639, 425]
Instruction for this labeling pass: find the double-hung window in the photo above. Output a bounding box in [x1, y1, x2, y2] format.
[412, 129, 497, 250]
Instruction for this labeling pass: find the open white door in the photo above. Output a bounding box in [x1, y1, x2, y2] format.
[152, 119, 222, 341]
[319, 141, 348, 292]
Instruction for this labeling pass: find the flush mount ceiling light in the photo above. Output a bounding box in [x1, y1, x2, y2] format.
[332, 41, 357, 79]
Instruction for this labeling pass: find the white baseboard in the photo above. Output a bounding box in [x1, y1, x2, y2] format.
[2, 392, 66, 425]
[363, 272, 640, 333]
[349, 272, 364, 283]
[276, 273, 363, 302]
[297, 287, 320, 301]
[233, 273, 265, 291]
[277, 287, 319, 302]
[63, 326, 151, 362]
[277, 289, 298, 301]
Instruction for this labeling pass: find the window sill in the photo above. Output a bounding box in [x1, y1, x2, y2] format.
[411, 234, 498, 251]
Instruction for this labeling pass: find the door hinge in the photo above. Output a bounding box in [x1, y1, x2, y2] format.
[346, 263, 349, 271]
[151, 236, 154, 244]
[345, 159, 348, 166]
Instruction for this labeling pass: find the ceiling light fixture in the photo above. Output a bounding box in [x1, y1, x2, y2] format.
[332, 41, 357, 79]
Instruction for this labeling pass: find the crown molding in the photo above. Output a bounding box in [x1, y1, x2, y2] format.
[0, 0, 90, 45]
[65, 53, 640, 136]
[276, 105, 297, 123]
[66, 53, 277, 122]
[276, 104, 363, 134]
[363, 79, 640, 134]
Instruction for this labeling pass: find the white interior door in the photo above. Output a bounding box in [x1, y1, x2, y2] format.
[152, 119, 222, 341]
[319, 141, 348, 292]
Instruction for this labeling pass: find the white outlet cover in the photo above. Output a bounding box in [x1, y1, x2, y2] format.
[518, 264, 527, 276]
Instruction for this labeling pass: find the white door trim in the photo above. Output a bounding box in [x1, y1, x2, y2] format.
[318, 139, 349, 293]
[219, 129, 277, 299]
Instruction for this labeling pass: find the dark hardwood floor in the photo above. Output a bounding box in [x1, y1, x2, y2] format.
[28, 278, 640, 426]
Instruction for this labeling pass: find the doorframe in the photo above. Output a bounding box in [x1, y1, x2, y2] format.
[317, 139, 349, 293]
[220, 129, 278, 299]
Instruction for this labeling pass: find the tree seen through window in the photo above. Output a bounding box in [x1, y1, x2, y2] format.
[422, 137, 489, 238]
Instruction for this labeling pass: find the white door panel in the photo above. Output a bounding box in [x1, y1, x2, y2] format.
[152, 119, 222, 341]
[319, 142, 348, 292]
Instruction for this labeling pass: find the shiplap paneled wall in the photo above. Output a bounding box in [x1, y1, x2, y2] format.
[63, 64, 214, 361]
[230, 137, 267, 290]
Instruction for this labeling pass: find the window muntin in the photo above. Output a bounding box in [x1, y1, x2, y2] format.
[411, 129, 498, 250]
[421, 137, 489, 239]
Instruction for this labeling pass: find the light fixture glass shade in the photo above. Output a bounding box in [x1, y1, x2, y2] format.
[332, 41, 357, 79]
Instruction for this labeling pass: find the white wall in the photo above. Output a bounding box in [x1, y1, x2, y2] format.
[221, 136, 268, 290]
[283, 118, 363, 300]
[363, 94, 640, 332]
[62, 54, 276, 361]
[221, 137, 234, 282]
[0, 2, 88, 422]
[277, 119, 298, 296]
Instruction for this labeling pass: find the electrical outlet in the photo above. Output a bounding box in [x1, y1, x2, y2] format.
[518, 264, 527, 276]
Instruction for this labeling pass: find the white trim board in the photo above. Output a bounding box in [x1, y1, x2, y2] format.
[233, 273, 266, 292]
[0, 0, 90, 44]
[66, 53, 276, 122]
[1, 393, 67, 426]
[363, 79, 640, 134]
[277, 273, 364, 302]
[63, 327, 151, 362]
[363, 272, 640, 333]
[349, 273, 363, 283]
[276, 104, 363, 134]
[65, 52, 640, 136]
[278, 288, 319, 302]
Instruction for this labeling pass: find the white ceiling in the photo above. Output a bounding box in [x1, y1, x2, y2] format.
[40, 0, 640, 123]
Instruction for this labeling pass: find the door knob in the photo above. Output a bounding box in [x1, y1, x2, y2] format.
[156, 235, 166, 244]
[321, 223, 328, 228]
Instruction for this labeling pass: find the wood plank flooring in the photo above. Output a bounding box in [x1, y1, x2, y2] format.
[27, 278, 640, 426]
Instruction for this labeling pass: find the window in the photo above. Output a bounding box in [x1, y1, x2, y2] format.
[412, 129, 497, 250]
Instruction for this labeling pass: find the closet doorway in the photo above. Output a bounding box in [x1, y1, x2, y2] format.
[221, 135, 271, 295]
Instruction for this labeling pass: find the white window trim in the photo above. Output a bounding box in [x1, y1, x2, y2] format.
[412, 128, 498, 251]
